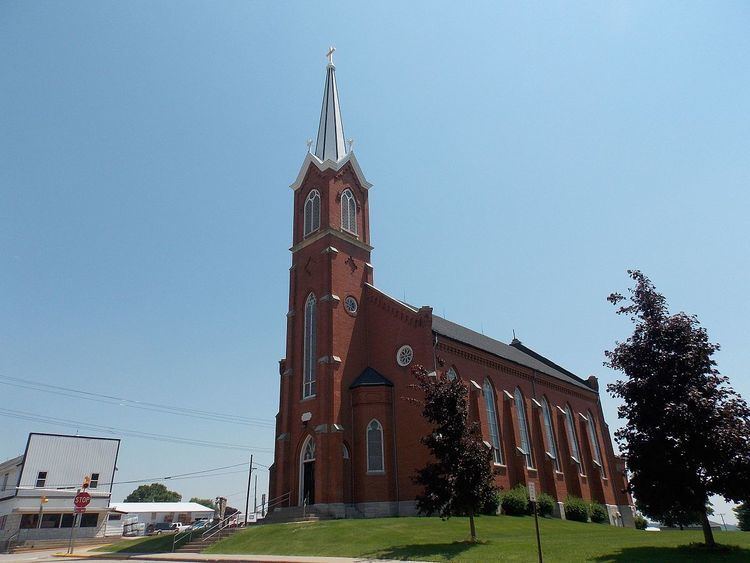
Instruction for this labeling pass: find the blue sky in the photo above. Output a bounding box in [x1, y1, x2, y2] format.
[2, 1, 748, 523]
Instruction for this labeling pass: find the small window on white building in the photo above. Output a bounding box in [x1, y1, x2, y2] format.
[1, 473, 8, 491]
[366, 420, 384, 472]
[341, 189, 357, 235]
[90, 473, 99, 489]
[0, 514, 6, 530]
[36, 471, 47, 488]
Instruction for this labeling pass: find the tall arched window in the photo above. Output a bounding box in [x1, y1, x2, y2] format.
[303, 293, 317, 398]
[302, 437, 315, 462]
[587, 410, 605, 476]
[482, 380, 503, 464]
[303, 190, 321, 237]
[366, 420, 384, 472]
[514, 388, 534, 469]
[564, 405, 584, 475]
[541, 397, 560, 471]
[340, 189, 357, 235]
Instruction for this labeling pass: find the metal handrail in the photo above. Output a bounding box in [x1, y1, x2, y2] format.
[265, 491, 291, 513]
[2, 529, 21, 554]
[201, 512, 238, 542]
[171, 527, 195, 552]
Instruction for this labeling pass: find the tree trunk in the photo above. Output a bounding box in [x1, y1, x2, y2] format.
[701, 508, 716, 547]
[469, 511, 477, 543]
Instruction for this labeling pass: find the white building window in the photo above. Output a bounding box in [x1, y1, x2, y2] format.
[303, 190, 321, 237]
[36, 471, 47, 488]
[514, 388, 534, 469]
[0, 514, 6, 530]
[541, 397, 561, 471]
[564, 405, 584, 475]
[303, 293, 317, 398]
[89, 473, 99, 489]
[1, 473, 8, 492]
[341, 189, 357, 235]
[587, 410, 606, 477]
[483, 380, 504, 464]
[446, 367, 457, 381]
[366, 420, 384, 472]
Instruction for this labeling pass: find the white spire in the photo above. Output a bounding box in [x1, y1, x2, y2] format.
[314, 47, 347, 162]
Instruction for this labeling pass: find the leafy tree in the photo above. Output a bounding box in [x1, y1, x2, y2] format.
[124, 483, 182, 503]
[189, 497, 216, 510]
[634, 513, 648, 530]
[735, 503, 750, 531]
[409, 365, 497, 542]
[606, 271, 750, 547]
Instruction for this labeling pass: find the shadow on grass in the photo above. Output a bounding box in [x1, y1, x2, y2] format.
[591, 543, 750, 563]
[368, 540, 483, 561]
[97, 534, 177, 554]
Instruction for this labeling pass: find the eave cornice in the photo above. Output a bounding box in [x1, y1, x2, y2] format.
[289, 151, 373, 192]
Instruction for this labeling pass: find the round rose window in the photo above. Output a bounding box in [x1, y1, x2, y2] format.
[396, 345, 414, 367]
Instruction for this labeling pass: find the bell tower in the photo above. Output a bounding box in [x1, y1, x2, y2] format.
[270, 49, 374, 513]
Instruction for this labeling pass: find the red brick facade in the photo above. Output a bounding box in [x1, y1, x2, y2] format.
[269, 63, 634, 525]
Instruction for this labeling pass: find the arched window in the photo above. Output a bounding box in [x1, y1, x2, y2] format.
[482, 380, 503, 464]
[587, 410, 605, 476]
[541, 397, 560, 471]
[340, 189, 357, 235]
[366, 420, 384, 472]
[514, 388, 534, 469]
[342, 443, 350, 459]
[303, 293, 317, 398]
[446, 367, 457, 381]
[302, 437, 316, 462]
[303, 190, 321, 237]
[564, 405, 584, 475]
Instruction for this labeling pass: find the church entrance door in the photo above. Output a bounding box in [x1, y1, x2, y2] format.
[302, 461, 315, 505]
[299, 437, 316, 506]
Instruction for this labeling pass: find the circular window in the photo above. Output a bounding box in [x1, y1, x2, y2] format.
[344, 296, 358, 315]
[396, 345, 414, 367]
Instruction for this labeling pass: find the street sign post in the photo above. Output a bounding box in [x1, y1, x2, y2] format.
[528, 482, 543, 563]
[68, 487, 92, 554]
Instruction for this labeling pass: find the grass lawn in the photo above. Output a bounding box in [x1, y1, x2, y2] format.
[95, 533, 180, 554]
[205, 516, 750, 562]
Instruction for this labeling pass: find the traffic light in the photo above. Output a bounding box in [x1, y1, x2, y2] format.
[82, 476, 91, 489]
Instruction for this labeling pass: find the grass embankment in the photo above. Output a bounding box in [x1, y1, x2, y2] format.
[95, 533, 179, 554]
[205, 516, 750, 562]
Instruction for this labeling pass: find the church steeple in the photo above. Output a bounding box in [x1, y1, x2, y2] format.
[314, 47, 347, 162]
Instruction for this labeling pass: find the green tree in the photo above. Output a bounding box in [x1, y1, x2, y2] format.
[124, 483, 182, 503]
[606, 271, 750, 547]
[735, 503, 750, 531]
[189, 497, 216, 510]
[409, 365, 497, 542]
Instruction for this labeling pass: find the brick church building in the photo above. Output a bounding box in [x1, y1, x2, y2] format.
[268, 53, 635, 526]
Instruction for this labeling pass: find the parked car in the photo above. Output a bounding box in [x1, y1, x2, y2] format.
[190, 520, 210, 531]
[147, 522, 180, 535]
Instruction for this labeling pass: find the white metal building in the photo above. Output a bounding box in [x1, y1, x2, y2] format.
[0, 433, 120, 545]
[108, 502, 215, 535]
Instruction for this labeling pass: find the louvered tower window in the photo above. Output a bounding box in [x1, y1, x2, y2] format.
[340, 189, 357, 235]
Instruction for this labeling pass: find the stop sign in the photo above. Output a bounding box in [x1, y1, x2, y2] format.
[74, 491, 91, 509]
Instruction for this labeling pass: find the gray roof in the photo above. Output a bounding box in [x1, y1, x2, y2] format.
[350, 367, 394, 389]
[314, 59, 347, 162]
[432, 315, 594, 392]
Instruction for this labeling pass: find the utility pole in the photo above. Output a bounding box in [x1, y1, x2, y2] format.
[244, 454, 253, 526]
[253, 475, 258, 520]
[717, 513, 728, 531]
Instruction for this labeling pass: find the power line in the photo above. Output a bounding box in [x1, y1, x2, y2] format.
[0, 408, 273, 453]
[0, 374, 274, 428]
